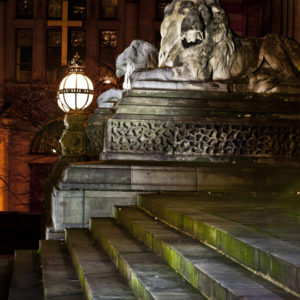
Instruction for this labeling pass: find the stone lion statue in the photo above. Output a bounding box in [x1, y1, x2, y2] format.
[126, 0, 300, 93]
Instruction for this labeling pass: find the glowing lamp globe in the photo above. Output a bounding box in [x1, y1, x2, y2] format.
[57, 93, 70, 113]
[58, 54, 94, 111]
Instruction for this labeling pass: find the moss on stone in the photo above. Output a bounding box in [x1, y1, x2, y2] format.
[183, 215, 193, 234]
[259, 250, 270, 275]
[161, 243, 181, 271]
[180, 257, 197, 287]
[269, 257, 287, 285]
[130, 272, 152, 300]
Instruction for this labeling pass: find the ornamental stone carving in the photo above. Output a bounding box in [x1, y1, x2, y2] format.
[111, 120, 174, 153]
[107, 120, 300, 158]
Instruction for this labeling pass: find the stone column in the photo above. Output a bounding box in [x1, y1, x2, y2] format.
[124, 0, 139, 47]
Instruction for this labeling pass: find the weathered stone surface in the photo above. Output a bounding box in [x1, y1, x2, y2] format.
[85, 108, 114, 157]
[40, 240, 84, 300]
[131, 77, 229, 92]
[8, 250, 43, 300]
[97, 88, 300, 162]
[128, 0, 300, 93]
[118, 89, 300, 118]
[105, 119, 300, 159]
[49, 161, 300, 233]
[116, 40, 158, 89]
[66, 228, 135, 299]
[116, 206, 296, 300]
[138, 193, 300, 296]
[51, 188, 137, 231]
[90, 218, 205, 299]
[46, 227, 65, 240]
[97, 89, 123, 108]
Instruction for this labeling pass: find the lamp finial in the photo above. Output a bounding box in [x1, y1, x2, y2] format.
[68, 52, 84, 72]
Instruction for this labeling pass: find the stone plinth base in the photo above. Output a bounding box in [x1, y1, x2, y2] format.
[101, 89, 300, 162]
[48, 160, 300, 238]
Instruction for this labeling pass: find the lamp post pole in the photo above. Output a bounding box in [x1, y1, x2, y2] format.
[60, 110, 88, 158]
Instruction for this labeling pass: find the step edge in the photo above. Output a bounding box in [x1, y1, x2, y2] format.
[138, 200, 300, 297]
[116, 207, 297, 300]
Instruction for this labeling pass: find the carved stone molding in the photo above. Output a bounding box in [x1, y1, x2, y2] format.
[107, 119, 300, 158]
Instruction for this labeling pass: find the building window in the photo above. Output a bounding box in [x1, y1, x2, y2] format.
[47, 30, 62, 81]
[16, 29, 33, 82]
[156, 0, 172, 20]
[47, 0, 62, 19]
[100, 0, 118, 19]
[68, 0, 86, 20]
[100, 30, 117, 66]
[68, 29, 86, 61]
[16, 0, 34, 18]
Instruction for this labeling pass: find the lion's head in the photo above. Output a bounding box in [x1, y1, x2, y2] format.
[159, 0, 235, 81]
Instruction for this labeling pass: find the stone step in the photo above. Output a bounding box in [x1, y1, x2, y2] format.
[65, 228, 136, 299]
[8, 250, 42, 300]
[116, 206, 297, 300]
[181, 193, 300, 248]
[90, 217, 205, 300]
[0, 257, 13, 300]
[139, 194, 300, 297]
[40, 240, 85, 300]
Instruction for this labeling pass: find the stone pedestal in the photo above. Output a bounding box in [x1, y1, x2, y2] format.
[101, 89, 300, 163]
[47, 160, 300, 239]
[48, 88, 300, 239]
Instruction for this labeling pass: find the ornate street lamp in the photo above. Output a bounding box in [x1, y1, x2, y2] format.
[57, 53, 94, 158]
[57, 93, 69, 113]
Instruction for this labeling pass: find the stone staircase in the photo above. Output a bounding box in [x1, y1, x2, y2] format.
[2, 193, 300, 299]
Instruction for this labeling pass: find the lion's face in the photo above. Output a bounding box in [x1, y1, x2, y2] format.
[159, 0, 232, 71]
[159, 1, 210, 67]
[180, 1, 205, 48]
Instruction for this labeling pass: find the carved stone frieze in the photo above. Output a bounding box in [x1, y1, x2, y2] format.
[110, 120, 174, 153]
[107, 119, 300, 157]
